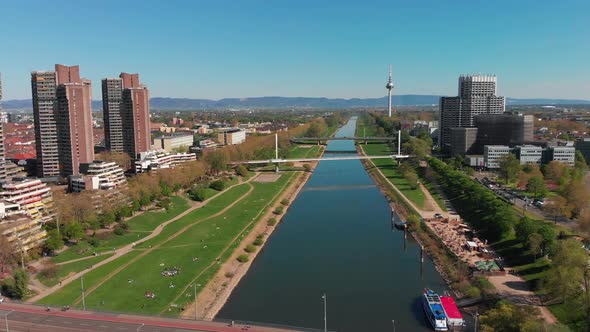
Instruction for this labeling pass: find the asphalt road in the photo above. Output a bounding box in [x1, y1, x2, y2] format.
[0, 303, 302, 332]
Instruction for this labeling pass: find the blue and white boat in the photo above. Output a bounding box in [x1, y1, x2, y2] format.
[422, 289, 449, 331]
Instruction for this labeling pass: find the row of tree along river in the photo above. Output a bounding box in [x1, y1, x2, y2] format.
[218, 117, 448, 331]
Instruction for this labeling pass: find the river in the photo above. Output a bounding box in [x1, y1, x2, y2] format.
[218, 116, 448, 331]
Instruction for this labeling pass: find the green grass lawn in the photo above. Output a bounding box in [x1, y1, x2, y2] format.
[39, 250, 143, 306]
[287, 146, 321, 159]
[39, 254, 114, 287]
[40, 174, 296, 315]
[361, 143, 426, 208]
[52, 197, 190, 264]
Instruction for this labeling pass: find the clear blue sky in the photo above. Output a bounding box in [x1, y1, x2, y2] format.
[1, 0, 589, 100]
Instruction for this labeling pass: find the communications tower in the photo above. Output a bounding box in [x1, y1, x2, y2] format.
[385, 65, 394, 117]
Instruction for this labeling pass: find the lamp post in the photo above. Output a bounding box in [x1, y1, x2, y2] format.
[194, 283, 198, 320]
[392, 319, 395, 332]
[322, 293, 327, 332]
[474, 310, 479, 332]
[4, 310, 12, 332]
[81, 275, 86, 311]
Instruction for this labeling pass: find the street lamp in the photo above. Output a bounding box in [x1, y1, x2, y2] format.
[81, 275, 86, 311]
[4, 310, 12, 332]
[474, 311, 480, 332]
[392, 319, 395, 332]
[321, 293, 327, 332]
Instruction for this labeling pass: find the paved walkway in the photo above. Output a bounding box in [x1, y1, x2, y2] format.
[28, 175, 258, 303]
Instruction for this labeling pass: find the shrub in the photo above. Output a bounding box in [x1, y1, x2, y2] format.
[113, 226, 125, 236]
[87, 237, 100, 247]
[272, 207, 284, 215]
[465, 286, 482, 299]
[224, 271, 235, 278]
[280, 199, 289, 206]
[39, 263, 59, 280]
[303, 164, 312, 172]
[244, 244, 256, 253]
[267, 218, 277, 226]
[188, 187, 208, 202]
[237, 254, 249, 263]
[253, 238, 264, 246]
[210, 180, 225, 191]
[235, 165, 248, 177]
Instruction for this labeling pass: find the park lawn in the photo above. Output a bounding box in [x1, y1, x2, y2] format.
[491, 236, 551, 290]
[38, 250, 143, 306]
[76, 173, 295, 315]
[355, 116, 378, 137]
[361, 143, 426, 209]
[288, 146, 321, 159]
[135, 183, 251, 250]
[39, 254, 115, 287]
[51, 197, 190, 264]
[127, 196, 189, 232]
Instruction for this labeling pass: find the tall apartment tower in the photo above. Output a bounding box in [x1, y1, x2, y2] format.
[0, 73, 5, 181]
[102, 78, 124, 152]
[120, 73, 150, 159]
[439, 75, 504, 153]
[31, 70, 60, 177]
[54, 65, 94, 177]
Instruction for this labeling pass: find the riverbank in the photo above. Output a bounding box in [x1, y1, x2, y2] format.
[356, 143, 474, 300]
[182, 149, 325, 321]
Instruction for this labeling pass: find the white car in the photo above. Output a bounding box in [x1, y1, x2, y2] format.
[0, 297, 4, 303]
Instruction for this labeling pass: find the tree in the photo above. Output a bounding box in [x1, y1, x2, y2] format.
[515, 217, 536, 243]
[479, 300, 541, 332]
[402, 137, 431, 161]
[563, 181, 590, 218]
[64, 222, 85, 242]
[544, 195, 571, 222]
[544, 239, 588, 306]
[404, 171, 419, 190]
[4, 269, 30, 299]
[527, 233, 543, 261]
[543, 161, 566, 182]
[498, 154, 521, 184]
[44, 229, 65, 254]
[305, 120, 325, 137]
[526, 176, 547, 198]
[204, 150, 227, 175]
[0, 236, 18, 273]
[96, 151, 132, 171]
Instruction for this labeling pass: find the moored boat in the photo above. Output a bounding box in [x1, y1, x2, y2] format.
[422, 289, 449, 331]
[440, 295, 465, 328]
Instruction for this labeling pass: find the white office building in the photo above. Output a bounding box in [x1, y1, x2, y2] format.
[483, 145, 511, 169]
[515, 145, 543, 165]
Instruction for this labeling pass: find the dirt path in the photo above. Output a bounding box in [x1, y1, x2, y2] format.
[28, 176, 257, 304]
[172, 172, 300, 317]
[488, 274, 557, 324]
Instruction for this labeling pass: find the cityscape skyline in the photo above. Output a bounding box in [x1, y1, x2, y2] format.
[1, 0, 589, 101]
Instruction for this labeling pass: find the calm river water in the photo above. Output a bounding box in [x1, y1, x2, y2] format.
[218, 117, 448, 331]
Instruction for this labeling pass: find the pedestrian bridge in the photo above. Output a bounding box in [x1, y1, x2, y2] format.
[290, 136, 395, 145]
[231, 154, 409, 165]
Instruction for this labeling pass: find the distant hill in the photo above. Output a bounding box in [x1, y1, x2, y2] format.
[2, 95, 589, 110]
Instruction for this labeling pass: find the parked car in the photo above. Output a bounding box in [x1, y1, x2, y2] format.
[434, 213, 443, 219]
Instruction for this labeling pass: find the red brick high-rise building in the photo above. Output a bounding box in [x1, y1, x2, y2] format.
[54, 65, 94, 177]
[120, 73, 150, 159]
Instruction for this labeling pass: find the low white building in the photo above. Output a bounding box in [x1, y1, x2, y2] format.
[135, 150, 197, 173]
[546, 146, 575, 166]
[217, 128, 246, 145]
[515, 145, 543, 165]
[483, 145, 511, 169]
[155, 133, 194, 152]
[69, 161, 127, 193]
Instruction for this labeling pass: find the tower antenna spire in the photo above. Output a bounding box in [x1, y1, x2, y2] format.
[385, 64, 394, 117]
